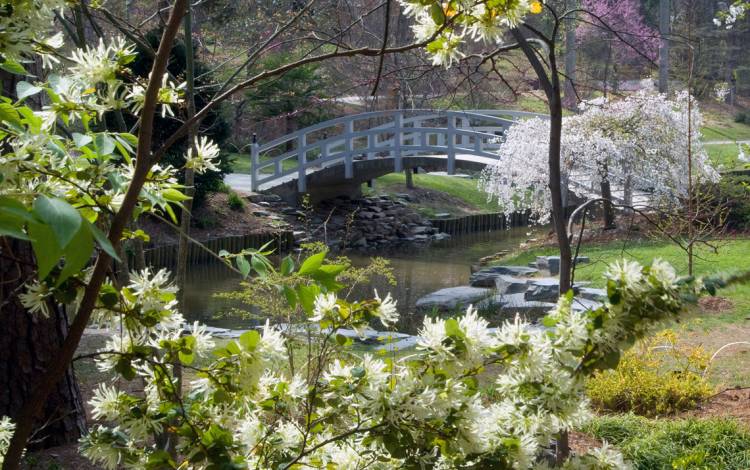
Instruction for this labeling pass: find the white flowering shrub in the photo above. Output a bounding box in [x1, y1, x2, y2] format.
[70, 249, 733, 470]
[0, 33, 222, 315]
[479, 92, 719, 222]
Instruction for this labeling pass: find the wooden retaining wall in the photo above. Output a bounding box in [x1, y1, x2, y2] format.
[429, 211, 531, 235]
[131, 231, 295, 270]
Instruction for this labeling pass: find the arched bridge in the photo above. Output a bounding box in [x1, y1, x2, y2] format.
[238, 109, 540, 202]
[229, 108, 650, 206]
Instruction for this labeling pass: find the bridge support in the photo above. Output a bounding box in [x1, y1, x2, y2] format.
[345, 120, 354, 179]
[250, 138, 259, 191]
[394, 111, 403, 172]
[297, 133, 307, 192]
[447, 115, 456, 175]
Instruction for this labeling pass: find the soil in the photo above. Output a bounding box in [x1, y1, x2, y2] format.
[699, 295, 735, 313]
[681, 388, 750, 426]
[140, 192, 290, 247]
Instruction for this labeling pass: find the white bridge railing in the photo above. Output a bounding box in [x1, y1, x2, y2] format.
[248, 109, 543, 192]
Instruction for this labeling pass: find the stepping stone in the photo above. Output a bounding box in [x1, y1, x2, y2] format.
[469, 265, 539, 287]
[494, 275, 530, 294]
[416, 286, 493, 311]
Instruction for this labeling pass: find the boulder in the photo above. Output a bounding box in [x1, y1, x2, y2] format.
[577, 287, 606, 302]
[495, 275, 530, 294]
[537, 255, 591, 275]
[477, 293, 555, 320]
[469, 265, 538, 287]
[524, 278, 562, 302]
[416, 286, 493, 311]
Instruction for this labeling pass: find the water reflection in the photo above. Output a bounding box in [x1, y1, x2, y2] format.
[181, 226, 540, 332]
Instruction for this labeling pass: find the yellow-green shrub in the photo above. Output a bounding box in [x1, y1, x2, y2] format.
[586, 331, 713, 416]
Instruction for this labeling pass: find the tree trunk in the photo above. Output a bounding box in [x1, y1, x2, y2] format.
[563, 0, 577, 110]
[599, 162, 616, 229]
[404, 167, 414, 189]
[0, 239, 86, 450]
[658, 0, 670, 93]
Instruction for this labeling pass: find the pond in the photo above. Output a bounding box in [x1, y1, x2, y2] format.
[181, 226, 542, 333]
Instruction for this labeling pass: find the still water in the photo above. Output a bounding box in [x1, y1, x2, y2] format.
[181, 226, 539, 332]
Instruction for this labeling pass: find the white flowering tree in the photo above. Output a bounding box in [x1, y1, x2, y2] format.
[0, 1, 445, 465]
[2, 243, 740, 469]
[479, 92, 719, 224]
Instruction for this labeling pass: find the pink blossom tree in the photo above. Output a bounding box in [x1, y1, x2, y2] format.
[578, 0, 659, 95]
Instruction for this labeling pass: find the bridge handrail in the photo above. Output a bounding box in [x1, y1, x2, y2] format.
[249, 108, 544, 192]
[256, 109, 541, 152]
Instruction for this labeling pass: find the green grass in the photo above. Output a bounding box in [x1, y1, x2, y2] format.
[502, 238, 750, 327]
[371, 173, 498, 215]
[581, 414, 750, 469]
[706, 143, 744, 170]
[227, 152, 298, 174]
[701, 113, 750, 142]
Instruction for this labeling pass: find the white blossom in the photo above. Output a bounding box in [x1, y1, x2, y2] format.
[312, 292, 338, 321]
[374, 289, 399, 326]
[19, 281, 51, 317]
[186, 136, 221, 174]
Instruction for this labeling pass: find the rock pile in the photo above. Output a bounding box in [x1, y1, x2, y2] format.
[247, 193, 449, 250]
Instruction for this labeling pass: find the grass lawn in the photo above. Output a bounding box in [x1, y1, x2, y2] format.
[701, 112, 750, 142]
[502, 237, 750, 386]
[227, 152, 298, 174]
[706, 143, 745, 170]
[371, 173, 498, 214]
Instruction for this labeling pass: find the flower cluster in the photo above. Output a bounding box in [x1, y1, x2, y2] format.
[714, 1, 748, 28]
[480, 91, 719, 222]
[81, 255, 702, 469]
[399, 0, 543, 66]
[0, 416, 15, 466]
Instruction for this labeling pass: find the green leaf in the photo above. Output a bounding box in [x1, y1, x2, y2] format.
[0, 58, 27, 75]
[94, 133, 116, 155]
[318, 264, 347, 276]
[0, 102, 20, 125]
[282, 285, 297, 308]
[72, 132, 93, 148]
[16, 81, 42, 100]
[100, 284, 119, 308]
[236, 255, 251, 278]
[33, 196, 82, 249]
[162, 188, 190, 203]
[251, 255, 267, 277]
[297, 284, 320, 315]
[239, 330, 261, 351]
[298, 251, 326, 275]
[87, 222, 120, 261]
[429, 2, 446, 24]
[280, 256, 294, 276]
[28, 222, 61, 280]
[444, 318, 462, 338]
[56, 223, 94, 285]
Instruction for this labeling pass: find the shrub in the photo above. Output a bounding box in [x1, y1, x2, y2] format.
[582, 415, 750, 469]
[586, 331, 713, 416]
[227, 191, 245, 211]
[701, 174, 750, 230]
[734, 111, 748, 124]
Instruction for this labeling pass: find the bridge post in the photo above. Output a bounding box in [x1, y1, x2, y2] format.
[394, 111, 403, 172]
[298, 133, 307, 193]
[367, 134, 374, 160]
[250, 134, 259, 191]
[345, 120, 354, 179]
[447, 114, 456, 175]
